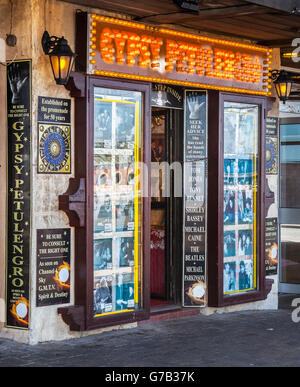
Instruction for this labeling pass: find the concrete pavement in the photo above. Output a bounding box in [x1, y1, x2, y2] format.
[0, 294, 299, 367]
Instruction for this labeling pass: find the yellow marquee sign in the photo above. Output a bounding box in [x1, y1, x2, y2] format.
[88, 14, 272, 95]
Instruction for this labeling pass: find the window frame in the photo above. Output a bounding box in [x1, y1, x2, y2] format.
[207, 91, 270, 307]
[59, 73, 151, 330]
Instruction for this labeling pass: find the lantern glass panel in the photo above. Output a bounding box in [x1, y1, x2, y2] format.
[50, 55, 72, 83]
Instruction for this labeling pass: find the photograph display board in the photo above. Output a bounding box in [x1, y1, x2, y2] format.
[223, 102, 259, 295]
[93, 87, 142, 317]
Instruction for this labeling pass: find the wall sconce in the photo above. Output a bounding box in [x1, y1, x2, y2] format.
[42, 31, 75, 85]
[271, 70, 293, 104]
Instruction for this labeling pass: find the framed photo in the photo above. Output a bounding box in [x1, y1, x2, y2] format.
[94, 239, 113, 271]
[224, 111, 237, 155]
[224, 190, 235, 225]
[224, 231, 236, 258]
[238, 112, 256, 155]
[115, 272, 135, 311]
[238, 229, 253, 257]
[223, 261, 237, 293]
[151, 136, 166, 163]
[151, 113, 166, 135]
[224, 158, 236, 185]
[238, 190, 253, 224]
[115, 154, 135, 186]
[115, 193, 135, 232]
[94, 275, 113, 315]
[238, 158, 253, 185]
[238, 259, 254, 291]
[94, 154, 112, 191]
[115, 103, 135, 149]
[94, 193, 112, 233]
[115, 237, 135, 268]
[94, 101, 112, 149]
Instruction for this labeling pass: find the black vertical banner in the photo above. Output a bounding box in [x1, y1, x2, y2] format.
[6, 60, 31, 329]
[265, 218, 278, 276]
[265, 117, 278, 175]
[183, 90, 207, 307]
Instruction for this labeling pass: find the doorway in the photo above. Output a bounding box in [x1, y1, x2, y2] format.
[279, 117, 300, 293]
[150, 108, 183, 310]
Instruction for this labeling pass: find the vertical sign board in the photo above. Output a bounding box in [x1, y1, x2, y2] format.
[6, 60, 31, 329]
[265, 218, 278, 276]
[265, 117, 279, 276]
[265, 117, 278, 175]
[183, 90, 207, 307]
[37, 96, 71, 174]
[36, 229, 71, 307]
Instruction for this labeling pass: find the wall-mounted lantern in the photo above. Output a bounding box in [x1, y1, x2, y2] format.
[271, 70, 293, 104]
[41, 31, 75, 85]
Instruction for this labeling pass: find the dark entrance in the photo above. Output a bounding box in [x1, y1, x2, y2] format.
[150, 107, 183, 310]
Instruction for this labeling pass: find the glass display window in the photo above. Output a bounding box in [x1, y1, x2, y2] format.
[58, 75, 151, 330]
[207, 92, 271, 307]
[93, 87, 144, 317]
[223, 102, 259, 296]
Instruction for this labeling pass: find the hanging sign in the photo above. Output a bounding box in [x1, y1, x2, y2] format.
[151, 83, 183, 109]
[36, 229, 71, 307]
[6, 60, 31, 329]
[183, 90, 207, 307]
[87, 14, 271, 95]
[37, 96, 71, 174]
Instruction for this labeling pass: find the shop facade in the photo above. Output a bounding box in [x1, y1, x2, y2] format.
[0, 0, 280, 344]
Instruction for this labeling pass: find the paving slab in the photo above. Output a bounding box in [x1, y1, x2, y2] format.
[0, 295, 300, 367]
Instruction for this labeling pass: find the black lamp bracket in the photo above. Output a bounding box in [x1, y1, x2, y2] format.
[42, 31, 66, 55]
[271, 70, 281, 81]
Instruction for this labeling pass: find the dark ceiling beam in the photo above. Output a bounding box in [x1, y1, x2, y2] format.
[57, 0, 177, 15]
[257, 38, 299, 47]
[245, 0, 300, 13]
[137, 4, 270, 22]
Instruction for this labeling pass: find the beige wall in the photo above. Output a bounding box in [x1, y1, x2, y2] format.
[0, 0, 280, 344]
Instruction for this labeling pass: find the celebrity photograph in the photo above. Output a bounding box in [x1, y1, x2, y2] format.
[224, 231, 236, 258]
[115, 273, 135, 311]
[94, 239, 113, 271]
[115, 237, 135, 268]
[223, 261, 236, 293]
[94, 194, 113, 233]
[238, 190, 253, 224]
[94, 275, 113, 315]
[224, 190, 235, 225]
[94, 101, 112, 149]
[238, 229, 253, 257]
[115, 103, 135, 149]
[224, 158, 236, 185]
[238, 260, 253, 291]
[115, 193, 134, 232]
[238, 158, 253, 185]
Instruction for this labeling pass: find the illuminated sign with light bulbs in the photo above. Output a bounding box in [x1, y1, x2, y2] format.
[88, 14, 272, 95]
